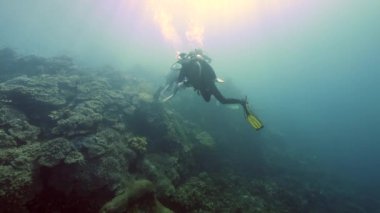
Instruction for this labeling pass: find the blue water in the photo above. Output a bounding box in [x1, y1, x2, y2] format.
[238, 6, 380, 187]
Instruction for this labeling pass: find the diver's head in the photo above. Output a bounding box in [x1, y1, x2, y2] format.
[194, 48, 203, 54]
[177, 52, 187, 60]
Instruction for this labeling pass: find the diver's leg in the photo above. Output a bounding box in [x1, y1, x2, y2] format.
[153, 85, 165, 101]
[210, 83, 245, 105]
[200, 89, 212, 102]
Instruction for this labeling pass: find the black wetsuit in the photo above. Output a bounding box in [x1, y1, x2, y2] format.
[178, 59, 245, 106]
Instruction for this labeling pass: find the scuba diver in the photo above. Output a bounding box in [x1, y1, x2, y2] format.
[155, 49, 263, 130]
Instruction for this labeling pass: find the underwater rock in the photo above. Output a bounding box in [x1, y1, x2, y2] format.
[133, 92, 154, 105]
[195, 131, 215, 148]
[51, 101, 103, 136]
[100, 179, 173, 213]
[0, 105, 40, 145]
[42, 154, 130, 197]
[7, 118, 40, 143]
[137, 155, 179, 198]
[82, 129, 135, 186]
[43, 128, 134, 196]
[48, 73, 136, 137]
[63, 150, 84, 164]
[0, 50, 370, 212]
[38, 137, 80, 167]
[76, 77, 111, 101]
[0, 143, 41, 170]
[171, 172, 272, 212]
[0, 165, 38, 211]
[174, 173, 215, 211]
[81, 129, 122, 158]
[0, 48, 77, 82]
[0, 143, 41, 209]
[128, 136, 148, 155]
[96, 157, 127, 184]
[0, 129, 17, 148]
[0, 75, 67, 110]
[131, 103, 196, 155]
[166, 173, 212, 211]
[75, 75, 132, 110]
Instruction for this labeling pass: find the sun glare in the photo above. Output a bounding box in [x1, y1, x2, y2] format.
[143, 0, 296, 49]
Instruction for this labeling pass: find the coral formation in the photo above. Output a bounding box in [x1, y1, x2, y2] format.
[100, 179, 172, 213]
[0, 105, 40, 145]
[38, 138, 81, 167]
[0, 49, 376, 212]
[0, 75, 67, 109]
[195, 130, 215, 148]
[0, 143, 41, 211]
[51, 102, 103, 136]
[0, 129, 17, 148]
[127, 136, 148, 154]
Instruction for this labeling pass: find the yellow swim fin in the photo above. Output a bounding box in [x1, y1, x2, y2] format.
[246, 112, 263, 130]
[243, 98, 263, 130]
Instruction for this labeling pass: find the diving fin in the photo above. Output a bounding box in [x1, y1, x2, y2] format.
[246, 113, 263, 130]
[243, 98, 263, 130]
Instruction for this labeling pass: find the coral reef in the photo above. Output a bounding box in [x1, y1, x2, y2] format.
[51, 102, 104, 136]
[38, 137, 83, 167]
[0, 49, 376, 212]
[0, 75, 67, 109]
[0, 105, 40, 146]
[195, 131, 215, 148]
[127, 136, 148, 154]
[100, 179, 172, 213]
[0, 143, 41, 211]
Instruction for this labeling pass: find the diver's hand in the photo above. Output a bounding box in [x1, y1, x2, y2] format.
[177, 81, 185, 87]
[177, 79, 189, 88]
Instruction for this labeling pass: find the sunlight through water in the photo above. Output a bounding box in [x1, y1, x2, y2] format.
[143, 0, 298, 49]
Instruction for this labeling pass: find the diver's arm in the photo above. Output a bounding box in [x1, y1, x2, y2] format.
[177, 70, 186, 83]
[176, 66, 190, 87]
